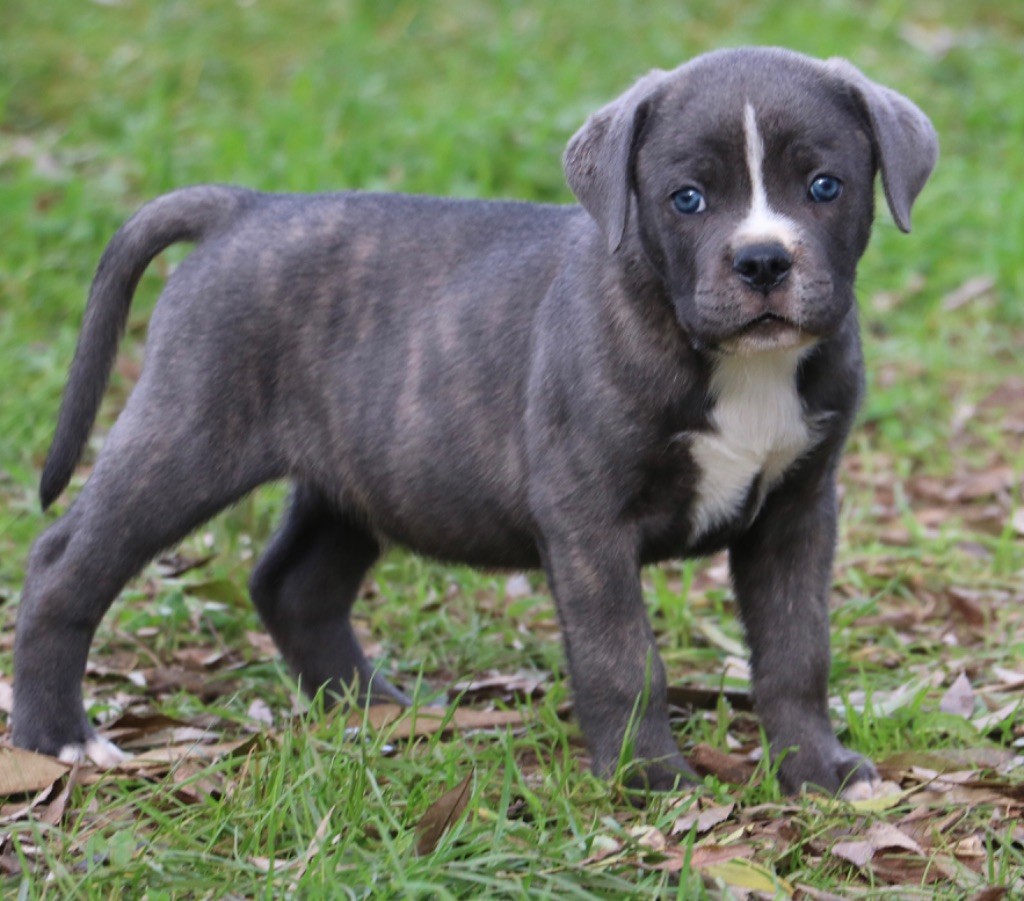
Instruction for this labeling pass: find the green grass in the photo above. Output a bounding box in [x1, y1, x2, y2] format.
[2, 1, 1023, 897]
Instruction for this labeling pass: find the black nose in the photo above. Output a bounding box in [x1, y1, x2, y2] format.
[732, 243, 793, 293]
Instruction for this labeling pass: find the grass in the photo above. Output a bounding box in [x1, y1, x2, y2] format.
[2, 0, 1023, 897]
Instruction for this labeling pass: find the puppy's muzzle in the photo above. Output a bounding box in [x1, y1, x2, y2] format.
[732, 242, 792, 294]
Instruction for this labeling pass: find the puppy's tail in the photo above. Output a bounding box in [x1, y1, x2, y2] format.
[39, 185, 255, 510]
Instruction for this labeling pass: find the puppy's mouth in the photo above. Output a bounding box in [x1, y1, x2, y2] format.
[723, 313, 815, 354]
[738, 312, 797, 333]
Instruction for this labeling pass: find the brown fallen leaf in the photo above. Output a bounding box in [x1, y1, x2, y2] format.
[142, 666, 239, 701]
[345, 704, 525, 741]
[635, 840, 756, 875]
[702, 857, 793, 897]
[0, 747, 69, 797]
[969, 888, 1010, 901]
[940, 275, 995, 311]
[452, 670, 549, 703]
[249, 806, 339, 881]
[109, 738, 253, 772]
[38, 763, 81, 827]
[832, 821, 924, 868]
[101, 711, 194, 745]
[947, 588, 988, 628]
[794, 884, 848, 901]
[869, 852, 956, 885]
[671, 801, 735, 836]
[666, 684, 754, 712]
[169, 758, 225, 804]
[878, 747, 1017, 779]
[688, 842, 756, 869]
[687, 743, 757, 785]
[0, 764, 76, 824]
[628, 824, 668, 852]
[414, 772, 473, 856]
[290, 806, 335, 890]
[953, 467, 1015, 502]
[940, 672, 976, 718]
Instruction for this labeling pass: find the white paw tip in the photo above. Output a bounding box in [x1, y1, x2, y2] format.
[58, 737, 127, 768]
[841, 777, 899, 802]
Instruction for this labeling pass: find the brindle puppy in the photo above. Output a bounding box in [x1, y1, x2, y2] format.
[13, 48, 936, 796]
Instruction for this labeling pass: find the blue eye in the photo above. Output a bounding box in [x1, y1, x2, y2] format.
[671, 187, 707, 215]
[809, 175, 843, 203]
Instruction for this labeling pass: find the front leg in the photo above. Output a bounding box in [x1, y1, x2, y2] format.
[541, 529, 697, 790]
[730, 470, 876, 796]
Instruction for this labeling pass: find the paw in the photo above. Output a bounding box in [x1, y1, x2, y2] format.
[840, 776, 901, 802]
[58, 735, 127, 768]
[778, 741, 877, 796]
[624, 754, 702, 793]
[595, 748, 700, 793]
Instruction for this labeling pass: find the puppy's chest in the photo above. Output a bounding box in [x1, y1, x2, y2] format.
[684, 350, 817, 541]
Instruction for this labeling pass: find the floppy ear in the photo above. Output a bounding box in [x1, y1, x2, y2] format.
[563, 69, 668, 253]
[826, 58, 938, 233]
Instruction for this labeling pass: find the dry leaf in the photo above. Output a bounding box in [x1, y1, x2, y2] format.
[870, 852, 956, 885]
[702, 857, 793, 897]
[940, 672, 976, 718]
[290, 806, 335, 889]
[112, 738, 251, 771]
[955, 467, 1015, 501]
[947, 588, 988, 628]
[0, 747, 69, 797]
[628, 824, 668, 852]
[38, 763, 81, 827]
[832, 821, 924, 868]
[346, 704, 525, 741]
[581, 834, 623, 866]
[101, 711, 193, 745]
[688, 843, 756, 869]
[452, 671, 548, 702]
[972, 700, 1022, 733]
[672, 802, 735, 836]
[831, 837, 874, 868]
[170, 759, 224, 804]
[666, 685, 754, 712]
[142, 666, 239, 701]
[794, 885, 848, 901]
[414, 772, 473, 856]
[969, 888, 1010, 901]
[688, 743, 757, 784]
[878, 748, 1016, 778]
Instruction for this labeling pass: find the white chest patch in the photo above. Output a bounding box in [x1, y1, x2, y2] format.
[688, 348, 814, 540]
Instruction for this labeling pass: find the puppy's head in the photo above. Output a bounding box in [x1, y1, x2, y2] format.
[564, 48, 938, 354]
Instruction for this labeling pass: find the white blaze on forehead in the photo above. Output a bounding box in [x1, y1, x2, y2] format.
[734, 103, 800, 249]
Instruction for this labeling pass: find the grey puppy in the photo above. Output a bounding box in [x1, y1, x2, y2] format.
[13, 48, 937, 795]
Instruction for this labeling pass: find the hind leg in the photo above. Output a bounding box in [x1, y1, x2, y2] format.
[13, 409, 272, 759]
[250, 484, 408, 706]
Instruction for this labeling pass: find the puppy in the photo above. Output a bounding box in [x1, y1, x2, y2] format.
[13, 47, 937, 795]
